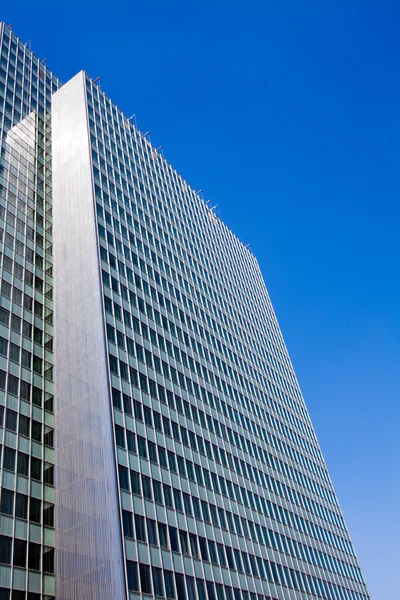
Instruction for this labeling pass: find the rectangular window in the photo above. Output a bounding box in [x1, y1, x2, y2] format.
[147, 518, 158, 545]
[135, 515, 146, 542]
[130, 470, 141, 495]
[158, 522, 169, 549]
[169, 526, 179, 552]
[122, 511, 134, 538]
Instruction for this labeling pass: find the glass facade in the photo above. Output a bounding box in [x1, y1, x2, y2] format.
[0, 22, 370, 600]
[0, 23, 61, 600]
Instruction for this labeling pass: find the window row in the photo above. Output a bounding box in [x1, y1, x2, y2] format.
[124, 557, 366, 600]
[99, 213, 314, 456]
[0, 444, 53, 484]
[119, 457, 361, 585]
[111, 375, 349, 557]
[114, 389, 346, 557]
[103, 271, 319, 468]
[0, 534, 53, 573]
[110, 343, 340, 530]
[0, 367, 45, 406]
[94, 160, 306, 427]
[0, 406, 53, 446]
[104, 293, 333, 509]
[125, 560, 280, 600]
[90, 110, 298, 420]
[0, 488, 54, 527]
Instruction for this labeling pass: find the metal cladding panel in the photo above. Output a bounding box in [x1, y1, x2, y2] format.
[52, 71, 126, 600]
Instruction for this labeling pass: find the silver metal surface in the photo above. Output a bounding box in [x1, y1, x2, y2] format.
[52, 71, 126, 600]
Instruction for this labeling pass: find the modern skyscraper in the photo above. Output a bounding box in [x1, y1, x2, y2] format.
[0, 22, 370, 600]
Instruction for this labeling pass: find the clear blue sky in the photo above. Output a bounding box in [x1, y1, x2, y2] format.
[6, 2, 399, 597]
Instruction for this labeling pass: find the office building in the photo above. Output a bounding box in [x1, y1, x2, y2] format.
[0, 23, 370, 600]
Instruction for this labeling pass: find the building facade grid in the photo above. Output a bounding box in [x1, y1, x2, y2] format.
[0, 22, 370, 600]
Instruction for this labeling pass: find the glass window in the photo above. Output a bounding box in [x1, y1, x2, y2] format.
[0, 490, 13, 516]
[122, 511, 133, 538]
[169, 526, 179, 552]
[127, 561, 139, 591]
[174, 573, 186, 600]
[179, 530, 189, 555]
[206, 581, 216, 600]
[158, 523, 169, 549]
[199, 537, 209, 561]
[147, 519, 158, 545]
[135, 515, 146, 542]
[196, 579, 207, 600]
[3, 448, 15, 472]
[164, 570, 175, 599]
[0, 536, 12, 564]
[142, 475, 152, 500]
[152, 566, 164, 597]
[13, 539, 27, 568]
[173, 488, 183, 512]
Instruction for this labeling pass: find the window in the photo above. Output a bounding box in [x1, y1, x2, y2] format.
[147, 519, 158, 545]
[189, 533, 199, 558]
[28, 542, 41, 570]
[179, 530, 189, 555]
[169, 526, 179, 552]
[206, 581, 216, 600]
[115, 425, 125, 447]
[164, 570, 175, 599]
[142, 475, 152, 500]
[15, 494, 28, 520]
[127, 431, 136, 453]
[0, 536, 12, 564]
[152, 566, 164, 597]
[122, 511, 133, 538]
[118, 466, 129, 491]
[29, 498, 41, 524]
[173, 488, 183, 512]
[199, 537, 209, 561]
[196, 579, 207, 600]
[208, 540, 218, 564]
[183, 493, 192, 516]
[217, 543, 226, 567]
[148, 441, 158, 463]
[234, 549, 243, 571]
[161, 484, 172, 508]
[158, 523, 169, 549]
[0, 490, 13, 516]
[5, 409, 17, 431]
[127, 561, 139, 591]
[138, 436, 148, 459]
[153, 479, 163, 504]
[135, 515, 146, 542]
[175, 573, 186, 600]
[130, 470, 141, 495]
[13, 539, 26, 568]
[3, 448, 15, 472]
[158, 446, 167, 468]
[192, 497, 201, 520]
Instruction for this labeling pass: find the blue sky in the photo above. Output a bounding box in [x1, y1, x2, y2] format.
[5, 1, 399, 597]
